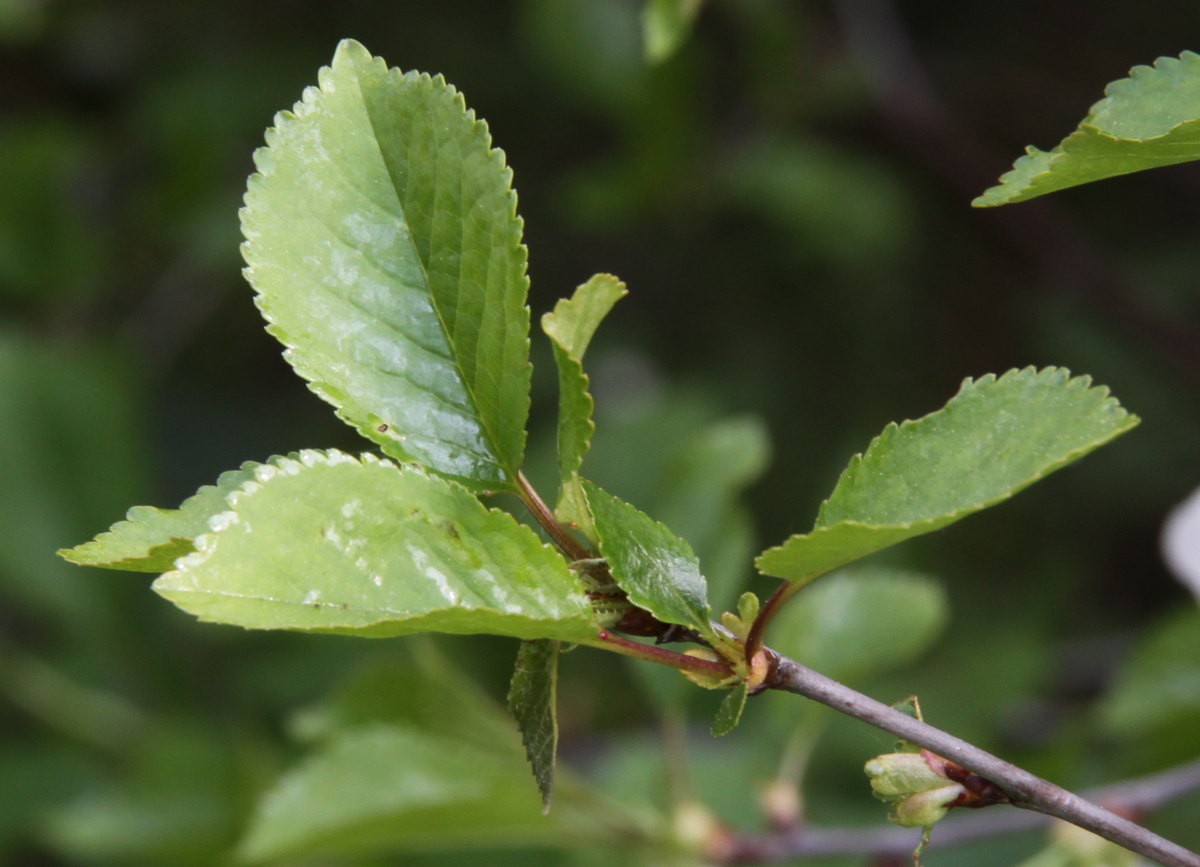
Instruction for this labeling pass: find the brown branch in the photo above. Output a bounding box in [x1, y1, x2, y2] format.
[752, 654, 1200, 867]
[726, 757, 1200, 861]
[515, 471, 591, 561]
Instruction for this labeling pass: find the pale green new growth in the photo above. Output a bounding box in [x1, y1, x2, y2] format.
[241, 39, 533, 491]
[542, 273, 626, 541]
[643, 0, 705, 63]
[711, 682, 748, 737]
[58, 466, 254, 572]
[508, 639, 561, 812]
[584, 480, 712, 634]
[976, 52, 1200, 206]
[757, 368, 1138, 585]
[152, 450, 597, 642]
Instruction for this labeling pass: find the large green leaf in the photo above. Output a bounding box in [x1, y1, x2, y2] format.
[584, 480, 711, 634]
[238, 722, 644, 862]
[152, 450, 596, 642]
[766, 568, 948, 684]
[241, 39, 532, 491]
[59, 466, 253, 572]
[542, 273, 626, 540]
[1099, 608, 1200, 736]
[508, 639, 561, 812]
[975, 52, 1200, 207]
[757, 368, 1138, 584]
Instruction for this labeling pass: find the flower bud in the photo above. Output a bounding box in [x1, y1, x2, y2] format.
[891, 784, 966, 828]
[864, 752, 951, 798]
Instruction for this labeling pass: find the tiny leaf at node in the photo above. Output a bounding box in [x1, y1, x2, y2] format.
[508, 638, 561, 812]
[152, 451, 596, 642]
[711, 682, 748, 737]
[542, 273, 627, 540]
[757, 368, 1138, 585]
[584, 480, 711, 634]
[59, 466, 254, 572]
[976, 52, 1200, 206]
[241, 39, 533, 491]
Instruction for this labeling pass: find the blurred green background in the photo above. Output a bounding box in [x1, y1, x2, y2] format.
[1, 1, 1199, 865]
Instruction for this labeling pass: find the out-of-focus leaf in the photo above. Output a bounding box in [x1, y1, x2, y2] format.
[242, 39, 532, 491]
[238, 723, 647, 862]
[976, 52, 1200, 206]
[152, 450, 596, 642]
[508, 639, 561, 811]
[711, 682, 747, 736]
[724, 137, 911, 272]
[1099, 607, 1200, 736]
[0, 333, 144, 633]
[1162, 485, 1200, 606]
[543, 273, 627, 539]
[757, 368, 1138, 586]
[0, 744, 93, 856]
[291, 640, 520, 751]
[642, 0, 704, 63]
[766, 568, 948, 684]
[60, 466, 253, 572]
[584, 480, 711, 634]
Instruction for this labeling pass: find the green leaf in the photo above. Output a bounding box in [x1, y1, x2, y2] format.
[1099, 607, 1200, 736]
[757, 368, 1138, 585]
[508, 639, 561, 812]
[59, 466, 254, 572]
[711, 682, 748, 737]
[643, 0, 705, 63]
[238, 723, 645, 862]
[241, 39, 532, 491]
[542, 273, 627, 539]
[584, 480, 711, 634]
[152, 450, 596, 642]
[290, 639, 521, 753]
[975, 52, 1200, 207]
[767, 568, 948, 684]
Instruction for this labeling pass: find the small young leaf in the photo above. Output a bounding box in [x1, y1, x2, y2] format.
[508, 639, 561, 812]
[643, 0, 705, 64]
[976, 52, 1200, 206]
[58, 467, 254, 572]
[152, 450, 596, 642]
[242, 39, 533, 491]
[542, 273, 627, 539]
[584, 480, 711, 634]
[757, 368, 1137, 585]
[711, 682, 748, 737]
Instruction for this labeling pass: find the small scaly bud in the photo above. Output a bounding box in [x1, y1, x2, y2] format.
[891, 784, 966, 828]
[864, 752, 952, 798]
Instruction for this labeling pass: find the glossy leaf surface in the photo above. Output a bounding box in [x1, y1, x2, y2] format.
[585, 480, 711, 633]
[757, 368, 1138, 584]
[508, 638, 561, 812]
[976, 53, 1200, 206]
[59, 466, 253, 572]
[242, 39, 532, 490]
[542, 273, 626, 538]
[152, 451, 596, 641]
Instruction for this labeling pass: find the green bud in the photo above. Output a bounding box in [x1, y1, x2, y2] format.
[864, 752, 950, 798]
[891, 784, 965, 828]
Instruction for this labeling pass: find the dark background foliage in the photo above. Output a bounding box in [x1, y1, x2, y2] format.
[1, 1, 1198, 865]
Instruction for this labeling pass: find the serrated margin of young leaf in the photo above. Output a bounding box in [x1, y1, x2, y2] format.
[240, 40, 532, 492]
[508, 639, 560, 813]
[757, 367, 1139, 583]
[974, 52, 1200, 207]
[711, 682, 748, 736]
[153, 449, 598, 642]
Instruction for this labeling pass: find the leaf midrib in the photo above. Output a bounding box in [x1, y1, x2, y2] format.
[354, 66, 514, 485]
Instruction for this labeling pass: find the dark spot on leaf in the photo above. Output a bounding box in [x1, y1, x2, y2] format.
[377, 423, 389, 432]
